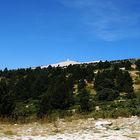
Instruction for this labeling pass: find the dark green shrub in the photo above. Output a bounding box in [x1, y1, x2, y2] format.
[79, 89, 90, 112]
[96, 88, 119, 101]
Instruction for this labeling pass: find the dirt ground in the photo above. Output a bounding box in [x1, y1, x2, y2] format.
[0, 116, 140, 140]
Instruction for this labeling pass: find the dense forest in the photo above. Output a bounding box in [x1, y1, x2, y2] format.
[0, 58, 140, 121]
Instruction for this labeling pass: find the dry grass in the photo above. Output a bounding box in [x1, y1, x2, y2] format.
[134, 84, 140, 91]
[3, 130, 16, 136]
[86, 83, 96, 95]
[127, 133, 140, 139]
[129, 70, 140, 92]
[0, 116, 139, 139]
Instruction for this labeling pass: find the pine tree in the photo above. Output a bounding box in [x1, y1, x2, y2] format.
[79, 89, 90, 111]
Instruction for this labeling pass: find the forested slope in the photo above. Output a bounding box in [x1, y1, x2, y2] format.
[0, 59, 140, 121]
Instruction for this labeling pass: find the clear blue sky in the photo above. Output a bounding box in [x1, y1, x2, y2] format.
[0, 0, 140, 69]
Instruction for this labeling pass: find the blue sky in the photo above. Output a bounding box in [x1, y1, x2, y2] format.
[0, 0, 140, 69]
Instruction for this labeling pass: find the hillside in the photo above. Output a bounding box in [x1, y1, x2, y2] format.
[0, 58, 140, 121]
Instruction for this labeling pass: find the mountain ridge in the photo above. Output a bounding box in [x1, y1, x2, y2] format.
[33, 58, 137, 69]
[36, 59, 101, 69]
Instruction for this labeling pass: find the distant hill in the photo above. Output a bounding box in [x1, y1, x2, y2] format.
[41, 59, 81, 68]
[37, 59, 101, 69]
[33, 58, 137, 69]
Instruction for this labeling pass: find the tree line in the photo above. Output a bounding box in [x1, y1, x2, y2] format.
[0, 59, 139, 119]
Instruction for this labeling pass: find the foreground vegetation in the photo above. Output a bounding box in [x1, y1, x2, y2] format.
[0, 58, 140, 122]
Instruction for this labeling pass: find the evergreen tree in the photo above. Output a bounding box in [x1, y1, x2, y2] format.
[0, 80, 15, 116]
[135, 59, 140, 70]
[96, 88, 119, 101]
[78, 79, 86, 90]
[125, 61, 132, 70]
[38, 93, 52, 118]
[79, 89, 90, 111]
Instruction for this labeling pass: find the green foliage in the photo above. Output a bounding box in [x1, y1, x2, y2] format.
[12, 100, 38, 121]
[78, 79, 86, 90]
[37, 94, 52, 118]
[125, 60, 132, 70]
[79, 89, 90, 112]
[135, 91, 140, 101]
[96, 88, 119, 101]
[0, 58, 139, 120]
[0, 94, 15, 117]
[94, 69, 134, 101]
[38, 75, 74, 117]
[50, 79, 73, 109]
[135, 59, 140, 70]
[0, 80, 15, 117]
[97, 60, 111, 69]
[117, 71, 134, 93]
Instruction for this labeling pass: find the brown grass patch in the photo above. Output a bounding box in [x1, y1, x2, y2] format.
[3, 130, 16, 136]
